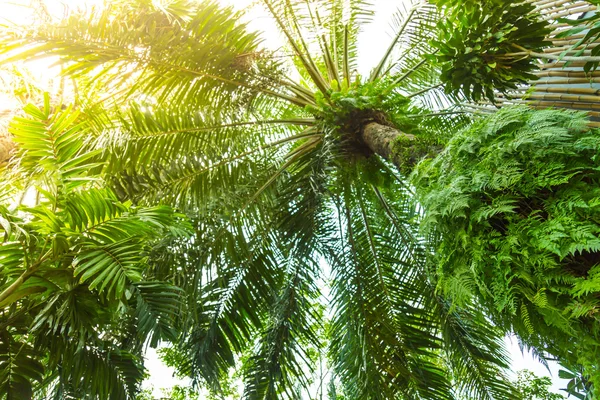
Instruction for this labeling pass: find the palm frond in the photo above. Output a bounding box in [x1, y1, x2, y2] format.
[0, 0, 303, 112]
[434, 298, 520, 400]
[0, 324, 44, 399]
[326, 172, 454, 399]
[133, 282, 184, 347]
[43, 339, 145, 400]
[242, 258, 322, 399]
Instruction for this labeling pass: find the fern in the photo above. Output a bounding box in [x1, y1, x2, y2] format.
[413, 106, 600, 394]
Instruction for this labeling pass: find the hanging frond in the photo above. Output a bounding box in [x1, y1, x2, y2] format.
[242, 258, 322, 399]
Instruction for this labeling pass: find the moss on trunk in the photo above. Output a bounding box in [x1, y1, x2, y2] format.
[360, 122, 441, 174]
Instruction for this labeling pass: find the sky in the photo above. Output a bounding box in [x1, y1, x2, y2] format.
[0, 0, 569, 397]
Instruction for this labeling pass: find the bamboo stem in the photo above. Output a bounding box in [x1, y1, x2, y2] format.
[550, 24, 578, 36]
[536, 77, 600, 84]
[584, 111, 600, 118]
[551, 35, 589, 46]
[523, 86, 600, 95]
[539, 61, 587, 69]
[541, 5, 597, 21]
[534, 0, 585, 10]
[539, 1, 592, 14]
[544, 44, 600, 55]
[524, 100, 600, 110]
[512, 44, 600, 62]
[530, 0, 564, 7]
[534, 70, 600, 78]
[502, 92, 600, 103]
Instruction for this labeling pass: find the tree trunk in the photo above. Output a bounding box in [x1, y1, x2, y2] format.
[360, 122, 438, 174]
[0, 132, 14, 166]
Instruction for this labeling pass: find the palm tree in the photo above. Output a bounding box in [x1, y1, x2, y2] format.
[0, 0, 592, 398]
[0, 91, 191, 398]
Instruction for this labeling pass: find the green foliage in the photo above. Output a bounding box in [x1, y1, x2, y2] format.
[309, 78, 423, 151]
[556, 0, 600, 73]
[430, 0, 550, 102]
[0, 0, 555, 398]
[413, 106, 600, 397]
[138, 385, 200, 400]
[310, 78, 409, 128]
[515, 370, 565, 400]
[0, 0, 267, 112]
[558, 364, 594, 400]
[0, 324, 44, 399]
[464, 368, 565, 400]
[0, 97, 191, 398]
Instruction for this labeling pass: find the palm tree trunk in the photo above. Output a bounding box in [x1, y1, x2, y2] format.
[361, 122, 438, 173]
[0, 132, 13, 166]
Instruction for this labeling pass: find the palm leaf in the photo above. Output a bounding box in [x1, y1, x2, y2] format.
[0, 326, 44, 400]
[242, 259, 322, 399]
[133, 282, 184, 347]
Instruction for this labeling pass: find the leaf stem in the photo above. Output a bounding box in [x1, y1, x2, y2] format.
[0, 251, 50, 306]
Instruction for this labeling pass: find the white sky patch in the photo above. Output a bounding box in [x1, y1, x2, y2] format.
[0, 0, 570, 397]
[142, 347, 194, 397]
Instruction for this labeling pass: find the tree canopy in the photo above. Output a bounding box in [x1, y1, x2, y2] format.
[0, 0, 597, 399]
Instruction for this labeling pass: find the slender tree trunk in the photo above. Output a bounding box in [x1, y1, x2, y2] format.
[360, 122, 439, 173]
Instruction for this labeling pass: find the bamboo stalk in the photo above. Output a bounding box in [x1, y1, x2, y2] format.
[530, 0, 567, 7]
[520, 92, 600, 103]
[539, 61, 587, 68]
[584, 111, 600, 118]
[534, 0, 584, 10]
[511, 44, 600, 62]
[543, 43, 600, 54]
[530, 0, 564, 7]
[536, 77, 600, 84]
[524, 100, 600, 110]
[550, 24, 579, 36]
[480, 97, 511, 105]
[551, 35, 589, 46]
[467, 100, 600, 121]
[541, 5, 597, 21]
[528, 86, 600, 95]
[535, 70, 600, 78]
[540, 3, 590, 15]
[543, 49, 595, 57]
[539, 1, 592, 14]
